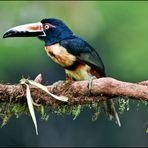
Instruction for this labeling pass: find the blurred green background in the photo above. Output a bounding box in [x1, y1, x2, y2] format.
[0, 1, 148, 147]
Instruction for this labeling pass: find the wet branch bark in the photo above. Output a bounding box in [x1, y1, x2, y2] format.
[0, 77, 148, 108]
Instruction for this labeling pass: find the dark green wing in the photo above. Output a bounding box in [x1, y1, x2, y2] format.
[60, 36, 106, 76]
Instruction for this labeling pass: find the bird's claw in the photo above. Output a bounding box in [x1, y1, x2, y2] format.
[88, 76, 96, 95]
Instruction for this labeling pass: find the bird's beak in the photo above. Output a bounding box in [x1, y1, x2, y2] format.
[3, 22, 45, 38]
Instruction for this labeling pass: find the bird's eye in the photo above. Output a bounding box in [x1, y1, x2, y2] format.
[44, 24, 50, 30]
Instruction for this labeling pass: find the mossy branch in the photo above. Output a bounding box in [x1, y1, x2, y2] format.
[1, 74, 148, 133]
[1, 77, 148, 107]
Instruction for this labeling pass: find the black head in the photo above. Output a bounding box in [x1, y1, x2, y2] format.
[39, 18, 73, 45]
[3, 18, 74, 46]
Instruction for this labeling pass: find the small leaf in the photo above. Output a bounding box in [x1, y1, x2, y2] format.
[26, 84, 38, 135]
[29, 80, 68, 102]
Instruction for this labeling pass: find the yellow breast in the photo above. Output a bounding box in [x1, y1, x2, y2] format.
[65, 64, 91, 81]
[45, 43, 76, 67]
[45, 43, 92, 81]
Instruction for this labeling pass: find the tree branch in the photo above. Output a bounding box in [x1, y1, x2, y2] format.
[0, 77, 148, 108]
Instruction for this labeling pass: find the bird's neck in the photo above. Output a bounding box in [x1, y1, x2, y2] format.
[45, 31, 74, 46]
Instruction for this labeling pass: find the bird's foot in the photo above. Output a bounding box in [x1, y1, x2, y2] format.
[88, 76, 96, 95]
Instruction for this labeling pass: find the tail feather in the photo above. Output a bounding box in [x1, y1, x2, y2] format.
[104, 99, 121, 127]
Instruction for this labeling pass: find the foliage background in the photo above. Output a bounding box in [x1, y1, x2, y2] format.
[0, 1, 148, 147]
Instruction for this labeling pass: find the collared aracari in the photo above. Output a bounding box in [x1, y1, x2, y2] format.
[3, 18, 120, 126]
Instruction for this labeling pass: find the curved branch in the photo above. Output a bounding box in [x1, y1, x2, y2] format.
[0, 77, 148, 108]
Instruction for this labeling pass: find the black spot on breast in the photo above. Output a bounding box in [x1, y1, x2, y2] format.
[49, 51, 56, 57]
[64, 61, 82, 70]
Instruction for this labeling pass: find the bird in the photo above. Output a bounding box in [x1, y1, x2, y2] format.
[3, 18, 121, 126]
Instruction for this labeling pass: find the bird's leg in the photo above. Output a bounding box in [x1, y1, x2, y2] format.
[88, 76, 96, 95]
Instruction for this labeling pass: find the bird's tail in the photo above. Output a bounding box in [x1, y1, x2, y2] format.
[103, 99, 121, 127]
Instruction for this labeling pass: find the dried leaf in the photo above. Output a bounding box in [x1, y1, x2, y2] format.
[26, 84, 38, 135]
[29, 80, 68, 102]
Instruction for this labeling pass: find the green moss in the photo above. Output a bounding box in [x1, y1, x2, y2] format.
[52, 102, 102, 121]
[0, 103, 12, 127]
[0, 96, 139, 128]
[0, 102, 29, 127]
[39, 105, 49, 121]
[54, 104, 83, 120]
[11, 103, 28, 118]
[72, 105, 82, 120]
[91, 103, 101, 121]
[141, 100, 148, 106]
[118, 97, 130, 114]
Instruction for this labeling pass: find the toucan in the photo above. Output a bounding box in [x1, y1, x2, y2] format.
[3, 18, 120, 126]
